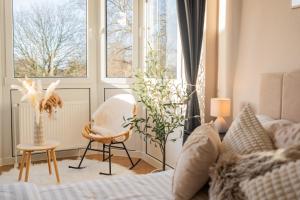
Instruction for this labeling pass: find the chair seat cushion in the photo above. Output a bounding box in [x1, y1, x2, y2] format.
[91, 125, 114, 137]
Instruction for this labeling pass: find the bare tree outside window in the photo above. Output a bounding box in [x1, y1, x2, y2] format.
[13, 0, 87, 78]
[106, 0, 133, 78]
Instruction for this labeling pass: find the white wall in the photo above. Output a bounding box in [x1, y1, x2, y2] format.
[219, 0, 300, 117]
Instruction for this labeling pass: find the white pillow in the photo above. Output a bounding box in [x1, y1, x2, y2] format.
[256, 114, 274, 124]
[262, 120, 300, 148]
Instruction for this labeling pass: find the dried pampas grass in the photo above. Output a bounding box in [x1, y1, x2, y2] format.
[40, 93, 63, 116]
[11, 78, 63, 124]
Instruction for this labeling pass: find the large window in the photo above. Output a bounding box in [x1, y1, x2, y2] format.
[106, 0, 133, 78]
[105, 0, 179, 79]
[13, 0, 87, 78]
[10, 0, 180, 79]
[146, 0, 178, 79]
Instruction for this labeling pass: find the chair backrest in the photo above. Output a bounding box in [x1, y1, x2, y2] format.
[92, 94, 136, 134]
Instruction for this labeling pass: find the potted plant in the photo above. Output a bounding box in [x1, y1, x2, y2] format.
[124, 48, 190, 171]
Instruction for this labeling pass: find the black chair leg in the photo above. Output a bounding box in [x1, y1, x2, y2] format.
[121, 142, 142, 170]
[109, 143, 112, 174]
[102, 143, 113, 161]
[69, 140, 92, 169]
[102, 144, 105, 161]
[73, 141, 141, 175]
[99, 143, 112, 175]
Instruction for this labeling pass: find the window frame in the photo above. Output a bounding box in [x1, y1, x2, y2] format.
[3, 0, 98, 86]
[101, 0, 182, 85]
[143, 0, 183, 80]
[105, 0, 133, 79]
[100, 0, 139, 84]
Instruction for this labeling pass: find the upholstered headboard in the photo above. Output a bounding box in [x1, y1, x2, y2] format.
[259, 70, 300, 122]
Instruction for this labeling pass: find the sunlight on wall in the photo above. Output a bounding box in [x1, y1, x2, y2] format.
[219, 0, 227, 32]
[218, 0, 228, 98]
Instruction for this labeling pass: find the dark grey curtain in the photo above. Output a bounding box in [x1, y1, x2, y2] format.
[177, 0, 206, 143]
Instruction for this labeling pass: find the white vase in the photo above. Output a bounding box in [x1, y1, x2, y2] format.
[34, 114, 45, 146]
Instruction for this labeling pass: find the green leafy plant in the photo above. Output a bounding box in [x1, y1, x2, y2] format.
[123, 47, 190, 171]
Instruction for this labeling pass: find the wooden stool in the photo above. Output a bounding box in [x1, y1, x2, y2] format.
[17, 141, 60, 183]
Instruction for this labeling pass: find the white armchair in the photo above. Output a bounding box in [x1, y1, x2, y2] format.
[69, 94, 141, 175]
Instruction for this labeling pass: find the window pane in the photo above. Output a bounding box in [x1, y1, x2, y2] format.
[146, 0, 178, 79]
[106, 0, 133, 78]
[13, 0, 87, 78]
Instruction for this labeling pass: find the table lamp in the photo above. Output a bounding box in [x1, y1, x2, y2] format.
[210, 98, 231, 133]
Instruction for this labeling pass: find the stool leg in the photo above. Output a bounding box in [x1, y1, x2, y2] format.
[25, 152, 31, 182]
[47, 150, 52, 175]
[18, 151, 26, 181]
[51, 150, 60, 183]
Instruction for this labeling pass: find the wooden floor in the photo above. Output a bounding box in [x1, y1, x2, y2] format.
[0, 154, 156, 175]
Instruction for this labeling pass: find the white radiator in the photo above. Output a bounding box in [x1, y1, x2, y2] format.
[15, 101, 89, 150]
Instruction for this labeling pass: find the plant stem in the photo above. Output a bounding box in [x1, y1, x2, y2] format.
[162, 141, 166, 171]
[162, 148, 166, 171]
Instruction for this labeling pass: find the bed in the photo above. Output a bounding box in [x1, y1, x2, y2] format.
[1, 70, 299, 200]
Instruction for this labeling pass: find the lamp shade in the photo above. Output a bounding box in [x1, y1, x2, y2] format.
[210, 98, 231, 117]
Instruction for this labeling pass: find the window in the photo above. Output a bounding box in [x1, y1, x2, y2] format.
[106, 0, 133, 78]
[10, 0, 179, 80]
[13, 0, 87, 78]
[146, 0, 178, 79]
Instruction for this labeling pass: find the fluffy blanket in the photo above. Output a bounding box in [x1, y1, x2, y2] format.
[209, 144, 300, 200]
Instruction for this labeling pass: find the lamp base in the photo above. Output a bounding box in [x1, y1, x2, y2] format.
[214, 117, 228, 133]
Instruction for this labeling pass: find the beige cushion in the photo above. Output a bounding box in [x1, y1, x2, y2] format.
[262, 120, 300, 148]
[222, 104, 275, 154]
[282, 71, 300, 122]
[172, 124, 221, 200]
[259, 71, 300, 123]
[241, 160, 300, 200]
[259, 73, 283, 119]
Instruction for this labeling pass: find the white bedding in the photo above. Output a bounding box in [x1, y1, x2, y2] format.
[0, 183, 42, 200]
[39, 171, 174, 200]
[0, 170, 208, 200]
[0, 171, 173, 200]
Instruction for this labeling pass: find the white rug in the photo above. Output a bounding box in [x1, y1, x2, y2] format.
[0, 159, 135, 185]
